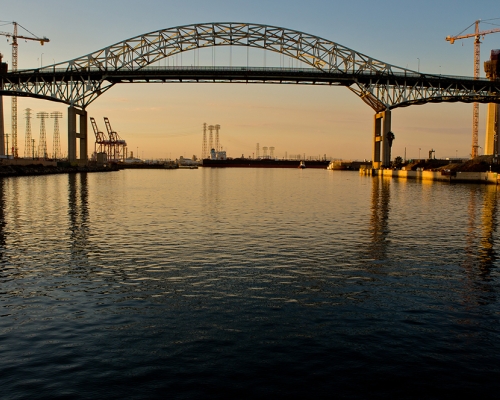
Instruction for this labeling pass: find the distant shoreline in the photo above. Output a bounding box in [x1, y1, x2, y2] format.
[0, 163, 119, 178]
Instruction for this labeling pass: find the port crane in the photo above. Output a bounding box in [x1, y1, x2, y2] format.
[90, 117, 108, 156]
[103, 117, 127, 162]
[0, 21, 49, 157]
[446, 19, 500, 158]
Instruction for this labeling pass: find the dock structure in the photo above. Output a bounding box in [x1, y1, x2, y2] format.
[366, 168, 500, 185]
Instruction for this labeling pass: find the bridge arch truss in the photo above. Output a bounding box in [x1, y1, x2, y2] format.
[2, 22, 499, 111]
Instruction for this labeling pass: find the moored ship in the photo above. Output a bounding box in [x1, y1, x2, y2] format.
[202, 158, 330, 168]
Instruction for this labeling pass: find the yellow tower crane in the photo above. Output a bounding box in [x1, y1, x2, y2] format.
[0, 21, 49, 158]
[446, 19, 500, 159]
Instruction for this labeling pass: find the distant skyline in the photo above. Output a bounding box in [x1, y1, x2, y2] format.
[1, 1, 499, 160]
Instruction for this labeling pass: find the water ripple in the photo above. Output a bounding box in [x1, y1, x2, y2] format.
[0, 170, 499, 398]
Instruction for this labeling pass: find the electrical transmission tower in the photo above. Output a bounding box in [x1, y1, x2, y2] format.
[270, 146, 275, 159]
[51, 111, 62, 159]
[208, 125, 214, 153]
[37, 111, 49, 159]
[24, 108, 32, 158]
[202, 123, 207, 159]
[215, 124, 221, 153]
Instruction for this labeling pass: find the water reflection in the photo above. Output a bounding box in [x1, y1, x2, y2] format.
[9, 178, 21, 233]
[463, 186, 499, 276]
[478, 185, 498, 275]
[369, 176, 391, 261]
[0, 179, 5, 264]
[458, 185, 498, 308]
[1, 170, 499, 399]
[202, 167, 221, 219]
[68, 173, 89, 267]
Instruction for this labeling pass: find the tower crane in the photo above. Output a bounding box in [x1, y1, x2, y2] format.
[0, 21, 49, 157]
[446, 19, 500, 159]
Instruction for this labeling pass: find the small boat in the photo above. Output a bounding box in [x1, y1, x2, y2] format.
[298, 161, 306, 169]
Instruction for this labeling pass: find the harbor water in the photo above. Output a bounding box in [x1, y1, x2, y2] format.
[1, 168, 499, 398]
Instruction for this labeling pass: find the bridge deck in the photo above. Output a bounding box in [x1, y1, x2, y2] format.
[3, 66, 498, 89]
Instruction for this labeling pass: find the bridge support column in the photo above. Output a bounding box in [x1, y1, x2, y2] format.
[68, 106, 88, 163]
[372, 113, 382, 169]
[0, 96, 4, 157]
[372, 110, 392, 169]
[484, 103, 500, 156]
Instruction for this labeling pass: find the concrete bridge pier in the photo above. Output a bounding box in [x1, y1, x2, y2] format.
[484, 51, 500, 156]
[68, 106, 88, 163]
[372, 110, 392, 169]
[0, 96, 4, 157]
[484, 103, 499, 156]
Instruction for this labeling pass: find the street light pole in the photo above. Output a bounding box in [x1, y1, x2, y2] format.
[5, 133, 9, 157]
[32, 139, 35, 159]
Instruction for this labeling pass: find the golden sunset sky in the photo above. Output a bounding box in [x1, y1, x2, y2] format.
[1, 0, 499, 160]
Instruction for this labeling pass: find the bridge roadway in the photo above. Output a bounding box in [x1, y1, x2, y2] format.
[3, 65, 500, 110]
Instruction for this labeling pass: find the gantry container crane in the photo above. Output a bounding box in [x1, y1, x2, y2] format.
[90, 117, 109, 155]
[446, 19, 500, 158]
[0, 21, 49, 157]
[104, 117, 127, 162]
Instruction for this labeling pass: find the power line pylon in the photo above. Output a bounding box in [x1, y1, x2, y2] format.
[51, 111, 62, 160]
[215, 124, 221, 153]
[446, 19, 500, 158]
[202, 123, 207, 159]
[208, 125, 214, 155]
[0, 22, 49, 158]
[24, 108, 32, 158]
[37, 111, 49, 159]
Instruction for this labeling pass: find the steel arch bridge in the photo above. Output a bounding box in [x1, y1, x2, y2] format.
[2, 22, 500, 110]
[1, 22, 499, 163]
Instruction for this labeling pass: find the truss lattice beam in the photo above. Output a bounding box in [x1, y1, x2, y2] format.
[0, 22, 499, 110]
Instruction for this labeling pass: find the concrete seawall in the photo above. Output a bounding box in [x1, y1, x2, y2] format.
[361, 168, 500, 184]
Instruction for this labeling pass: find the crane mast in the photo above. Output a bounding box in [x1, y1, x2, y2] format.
[12, 22, 18, 158]
[446, 19, 500, 159]
[0, 21, 49, 158]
